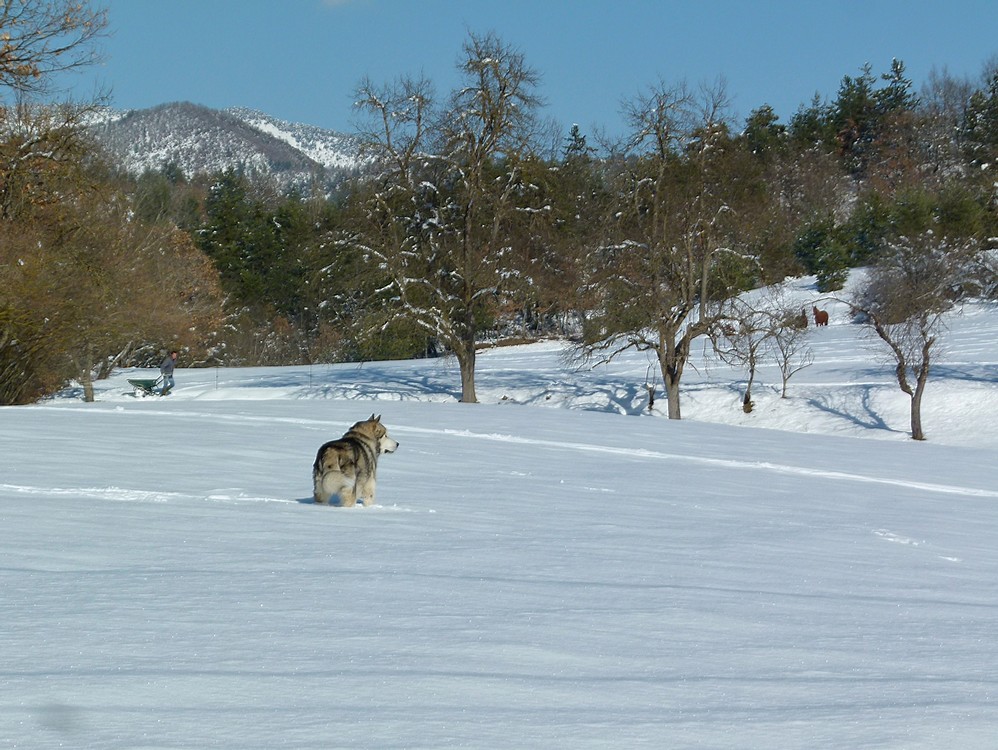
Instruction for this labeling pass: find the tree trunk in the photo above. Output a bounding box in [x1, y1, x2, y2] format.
[658, 327, 691, 420]
[909, 393, 925, 441]
[456, 339, 477, 403]
[910, 367, 929, 441]
[81, 353, 95, 403]
[742, 365, 756, 413]
[663, 366, 681, 419]
[83, 374, 95, 403]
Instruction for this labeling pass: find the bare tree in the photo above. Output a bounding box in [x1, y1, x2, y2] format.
[710, 302, 769, 413]
[770, 314, 813, 398]
[0, 0, 118, 402]
[919, 66, 975, 179]
[0, 1, 109, 219]
[353, 32, 544, 403]
[578, 79, 765, 419]
[851, 232, 982, 440]
[762, 287, 814, 398]
[710, 290, 813, 412]
[0, 97, 107, 219]
[0, 0, 108, 98]
[353, 73, 432, 188]
[1, 193, 226, 403]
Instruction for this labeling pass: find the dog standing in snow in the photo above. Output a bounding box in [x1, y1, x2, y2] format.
[312, 415, 399, 506]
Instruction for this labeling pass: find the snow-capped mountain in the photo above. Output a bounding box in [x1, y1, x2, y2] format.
[224, 107, 361, 172]
[88, 101, 365, 191]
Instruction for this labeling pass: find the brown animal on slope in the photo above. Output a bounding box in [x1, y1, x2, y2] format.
[812, 306, 829, 326]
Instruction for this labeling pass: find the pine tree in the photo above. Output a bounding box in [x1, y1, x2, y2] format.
[963, 73, 998, 166]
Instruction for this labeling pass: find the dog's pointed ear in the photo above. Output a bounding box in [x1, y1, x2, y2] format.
[370, 413, 378, 422]
[374, 413, 381, 422]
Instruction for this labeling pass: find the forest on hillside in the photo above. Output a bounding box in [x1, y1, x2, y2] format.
[2, 1, 998, 410]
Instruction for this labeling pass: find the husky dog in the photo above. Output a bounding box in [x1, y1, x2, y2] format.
[312, 415, 399, 506]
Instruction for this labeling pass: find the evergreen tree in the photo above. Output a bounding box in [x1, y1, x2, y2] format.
[200, 170, 264, 300]
[742, 105, 786, 158]
[831, 64, 880, 173]
[877, 58, 919, 113]
[789, 94, 834, 148]
[562, 124, 594, 162]
[963, 72, 998, 166]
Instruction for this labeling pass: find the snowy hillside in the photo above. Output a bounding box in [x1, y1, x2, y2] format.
[87, 102, 363, 189]
[225, 107, 367, 172]
[3, 277, 998, 747]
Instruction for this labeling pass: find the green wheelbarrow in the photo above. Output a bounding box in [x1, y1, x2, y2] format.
[127, 375, 170, 396]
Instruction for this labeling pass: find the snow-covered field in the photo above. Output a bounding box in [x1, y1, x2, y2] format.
[3, 277, 998, 748]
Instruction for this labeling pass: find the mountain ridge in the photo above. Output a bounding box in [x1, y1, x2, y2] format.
[88, 101, 366, 191]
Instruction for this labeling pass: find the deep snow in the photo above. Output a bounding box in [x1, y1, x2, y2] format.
[2, 277, 998, 748]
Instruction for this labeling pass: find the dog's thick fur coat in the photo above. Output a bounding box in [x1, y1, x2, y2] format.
[312, 415, 399, 506]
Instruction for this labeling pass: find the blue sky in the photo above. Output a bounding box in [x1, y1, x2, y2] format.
[66, 0, 998, 139]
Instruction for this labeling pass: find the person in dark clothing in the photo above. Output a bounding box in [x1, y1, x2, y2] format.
[160, 351, 178, 394]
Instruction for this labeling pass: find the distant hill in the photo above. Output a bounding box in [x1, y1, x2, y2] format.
[87, 101, 366, 192]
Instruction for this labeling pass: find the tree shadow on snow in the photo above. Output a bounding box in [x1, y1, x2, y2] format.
[928, 363, 998, 385]
[805, 384, 901, 434]
[496, 374, 651, 416]
[303, 374, 460, 402]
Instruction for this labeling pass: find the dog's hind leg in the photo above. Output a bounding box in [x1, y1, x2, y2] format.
[357, 478, 377, 506]
[338, 484, 358, 507]
[313, 472, 329, 504]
